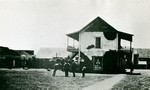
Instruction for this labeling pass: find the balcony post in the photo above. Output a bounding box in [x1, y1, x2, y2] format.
[78, 33, 81, 64]
[73, 39, 75, 48]
[130, 41, 132, 52]
[67, 37, 69, 48]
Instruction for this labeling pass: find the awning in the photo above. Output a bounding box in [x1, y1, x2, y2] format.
[118, 31, 133, 42]
[66, 31, 80, 41]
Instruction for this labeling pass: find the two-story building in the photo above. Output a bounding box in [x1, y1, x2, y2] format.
[66, 16, 134, 73]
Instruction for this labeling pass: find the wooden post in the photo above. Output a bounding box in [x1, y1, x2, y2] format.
[56, 53, 57, 57]
[130, 41, 132, 52]
[67, 37, 69, 48]
[73, 39, 75, 48]
[117, 34, 120, 51]
[78, 33, 81, 64]
[13, 60, 15, 67]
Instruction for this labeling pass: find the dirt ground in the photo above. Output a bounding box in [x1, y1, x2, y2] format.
[0, 68, 112, 90]
[1, 69, 150, 90]
[83, 74, 125, 90]
[112, 69, 150, 90]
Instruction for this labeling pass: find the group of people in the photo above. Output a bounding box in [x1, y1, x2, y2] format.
[52, 60, 86, 77]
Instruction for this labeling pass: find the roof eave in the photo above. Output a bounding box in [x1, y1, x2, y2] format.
[66, 31, 80, 41]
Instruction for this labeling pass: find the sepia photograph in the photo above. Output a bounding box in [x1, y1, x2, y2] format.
[0, 0, 150, 90]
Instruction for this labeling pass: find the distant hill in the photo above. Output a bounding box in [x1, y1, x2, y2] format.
[36, 47, 71, 58]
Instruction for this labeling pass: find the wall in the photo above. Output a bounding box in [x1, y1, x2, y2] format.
[79, 31, 118, 60]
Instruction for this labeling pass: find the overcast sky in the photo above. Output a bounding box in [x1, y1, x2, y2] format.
[0, 0, 150, 52]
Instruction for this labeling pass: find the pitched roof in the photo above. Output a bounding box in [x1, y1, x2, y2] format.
[0, 46, 21, 56]
[36, 48, 71, 58]
[67, 16, 110, 41]
[16, 51, 33, 59]
[67, 16, 133, 41]
[16, 50, 34, 55]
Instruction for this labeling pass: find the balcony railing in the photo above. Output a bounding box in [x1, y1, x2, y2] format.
[67, 46, 78, 52]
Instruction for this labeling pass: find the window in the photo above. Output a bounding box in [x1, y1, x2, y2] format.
[95, 37, 101, 48]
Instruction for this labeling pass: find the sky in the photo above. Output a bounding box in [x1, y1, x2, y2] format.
[0, 0, 150, 53]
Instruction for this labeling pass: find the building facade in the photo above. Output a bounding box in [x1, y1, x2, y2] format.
[66, 17, 134, 73]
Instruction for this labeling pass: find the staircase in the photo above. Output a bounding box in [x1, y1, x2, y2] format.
[68, 51, 93, 72]
[69, 52, 78, 60]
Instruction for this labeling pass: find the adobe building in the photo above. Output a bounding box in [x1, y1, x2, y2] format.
[0, 46, 34, 68]
[66, 17, 134, 73]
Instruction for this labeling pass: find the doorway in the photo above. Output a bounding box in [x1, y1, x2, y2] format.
[92, 56, 102, 71]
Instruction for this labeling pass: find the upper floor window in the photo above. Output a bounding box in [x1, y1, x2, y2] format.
[95, 37, 101, 48]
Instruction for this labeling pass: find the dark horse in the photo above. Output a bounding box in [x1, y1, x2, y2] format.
[52, 59, 65, 76]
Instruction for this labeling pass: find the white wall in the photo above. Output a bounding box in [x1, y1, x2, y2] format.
[79, 31, 118, 60]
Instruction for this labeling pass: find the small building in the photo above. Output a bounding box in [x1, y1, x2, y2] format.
[15, 50, 35, 68]
[0, 46, 21, 68]
[66, 17, 134, 73]
[35, 48, 71, 68]
[0, 46, 35, 68]
[36, 48, 71, 59]
[134, 48, 150, 69]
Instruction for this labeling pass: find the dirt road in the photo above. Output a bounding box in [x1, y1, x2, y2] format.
[82, 74, 125, 90]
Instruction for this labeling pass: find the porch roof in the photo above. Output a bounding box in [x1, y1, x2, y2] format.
[66, 31, 80, 41]
[118, 31, 133, 42]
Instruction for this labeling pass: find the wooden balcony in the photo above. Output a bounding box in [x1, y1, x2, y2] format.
[67, 46, 78, 53]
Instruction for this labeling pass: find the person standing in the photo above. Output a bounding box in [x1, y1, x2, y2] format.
[82, 66, 86, 77]
[130, 62, 134, 74]
[64, 61, 70, 77]
[82, 65, 86, 77]
[52, 59, 60, 76]
[71, 61, 76, 77]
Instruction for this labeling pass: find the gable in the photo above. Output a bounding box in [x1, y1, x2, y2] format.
[67, 17, 117, 41]
[67, 16, 133, 41]
[84, 17, 117, 33]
